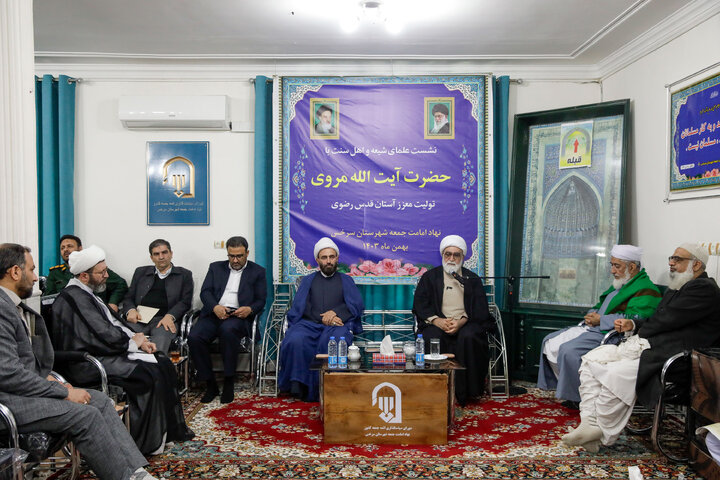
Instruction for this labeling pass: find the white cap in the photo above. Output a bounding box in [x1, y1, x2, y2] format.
[439, 235, 467, 257]
[610, 244, 642, 262]
[68, 245, 106, 275]
[314, 237, 339, 259]
[679, 242, 709, 265]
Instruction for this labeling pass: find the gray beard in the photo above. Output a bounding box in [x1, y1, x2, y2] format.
[668, 267, 695, 290]
[317, 121, 333, 133]
[89, 280, 106, 293]
[442, 260, 461, 275]
[431, 119, 448, 134]
[612, 270, 631, 290]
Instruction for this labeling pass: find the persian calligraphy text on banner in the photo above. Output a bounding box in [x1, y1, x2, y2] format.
[671, 71, 720, 192]
[278, 76, 491, 284]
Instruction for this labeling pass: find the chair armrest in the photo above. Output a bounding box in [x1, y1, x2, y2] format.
[53, 352, 108, 394]
[660, 350, 691, 385]
[0, 403, 19, 451]
[601, 330, 621, 345]
[180, 310, 200, 341]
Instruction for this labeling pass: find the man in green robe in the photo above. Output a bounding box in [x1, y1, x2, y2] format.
[537, 244, 661, 405]
[43, 235, 128, 312]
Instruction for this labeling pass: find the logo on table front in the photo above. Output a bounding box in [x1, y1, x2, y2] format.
[371, 382, 402, 423]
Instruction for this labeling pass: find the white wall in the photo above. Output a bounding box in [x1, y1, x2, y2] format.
[74, 81, 255, 307]
[602, 13, 720, 284]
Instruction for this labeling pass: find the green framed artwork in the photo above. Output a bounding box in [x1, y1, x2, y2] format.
[507, 100, 630, 312]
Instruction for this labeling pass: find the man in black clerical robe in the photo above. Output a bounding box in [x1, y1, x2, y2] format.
[51, 245, 193, 455]
[278, 237, 364, 402]
[413, 235, 494, 405]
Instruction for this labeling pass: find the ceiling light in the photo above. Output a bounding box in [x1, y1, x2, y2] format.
[338, 0, 405, 35]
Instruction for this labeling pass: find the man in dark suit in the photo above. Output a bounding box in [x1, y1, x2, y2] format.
[188, 236, 267, 404]
[0, 243, 155, 480]
[562, 243, 720, 453]
[122, 239, 193, 353]
[412, 235, 494, 405]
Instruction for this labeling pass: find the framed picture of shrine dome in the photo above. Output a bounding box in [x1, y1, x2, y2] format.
[507, 100, 630, 311]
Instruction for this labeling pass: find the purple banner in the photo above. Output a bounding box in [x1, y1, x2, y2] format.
[671, 71, 720, 192]
[280, 76, 489, 284]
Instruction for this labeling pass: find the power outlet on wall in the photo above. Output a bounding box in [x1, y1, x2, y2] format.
[213, 241, 224, 249]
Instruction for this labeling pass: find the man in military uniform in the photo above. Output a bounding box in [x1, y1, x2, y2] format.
[44, 235, 128, 312]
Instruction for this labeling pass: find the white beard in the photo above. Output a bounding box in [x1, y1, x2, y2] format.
[317, 121, 333, 133]
[612, 270, 631, 290]
[431, 118, 448, 133]
[442, 260, 461, 275]
[668, 267, 695, 290]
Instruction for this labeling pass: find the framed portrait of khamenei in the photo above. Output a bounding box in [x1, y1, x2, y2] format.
[507, 100, 630, 311]
[146, 141, 209, 225]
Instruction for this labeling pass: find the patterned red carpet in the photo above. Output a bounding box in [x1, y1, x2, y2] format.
[129, 385, 698, 479]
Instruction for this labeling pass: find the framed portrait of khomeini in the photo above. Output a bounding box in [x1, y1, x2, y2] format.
[310, 98, 340, 140]
[425, 97, 455, 139]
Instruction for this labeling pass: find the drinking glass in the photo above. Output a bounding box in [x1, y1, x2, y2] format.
[430, 338, 440, 357]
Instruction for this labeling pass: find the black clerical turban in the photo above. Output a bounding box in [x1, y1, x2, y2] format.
[316, 104, 332, 116]
[69, 245, 106, 274]
[432, 103, 449, 116]
[439, 235, 467, 257]
[314, 237, 339, 259]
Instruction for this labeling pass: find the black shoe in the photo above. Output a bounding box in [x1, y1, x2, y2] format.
[200, 384, 219, 403]
[561, 400, 580, 410]
[180, 428, 195, 441]
[220, 378, 234, 404]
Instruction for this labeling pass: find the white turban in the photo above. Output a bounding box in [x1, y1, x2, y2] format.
[610, 244, 642, 262]
[314, 237, 339, 259]
[439, 235, 467, 257]
[68, 245, 106, 275]
[679, 242, 709, 265]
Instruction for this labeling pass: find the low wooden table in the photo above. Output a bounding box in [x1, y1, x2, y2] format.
[313, 355, 463, 445]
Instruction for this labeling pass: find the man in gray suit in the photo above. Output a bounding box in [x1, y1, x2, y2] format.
[122, 239, 193, 353]
[0, 243, 156, 480]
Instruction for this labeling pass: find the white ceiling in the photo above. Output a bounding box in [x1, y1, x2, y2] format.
[33, 0, 713, 68]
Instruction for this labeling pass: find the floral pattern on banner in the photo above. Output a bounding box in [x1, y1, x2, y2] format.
[459, 145, 476, 213]
[292, 147, 309, 214]
[348, 259, 429, 277]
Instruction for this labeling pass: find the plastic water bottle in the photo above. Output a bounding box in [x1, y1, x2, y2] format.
[338, 337, 348, 369]
[328, 336, 338, 368]
[415, 334, 425, 367]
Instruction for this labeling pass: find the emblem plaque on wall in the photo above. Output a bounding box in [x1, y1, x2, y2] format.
[147, 141, 209, 225]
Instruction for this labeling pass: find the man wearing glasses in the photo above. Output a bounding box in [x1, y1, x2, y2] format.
[52, 246, 194, 456]
[412, 235, 495, 405]
[188, 236, 267, 404]
[563, 243, 720, 453]
[538, 245, 661, 408]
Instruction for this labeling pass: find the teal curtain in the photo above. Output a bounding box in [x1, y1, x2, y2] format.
[36, 74, 76, 274]
[254, 76, 275, 331]
[493, 76, 510, 309]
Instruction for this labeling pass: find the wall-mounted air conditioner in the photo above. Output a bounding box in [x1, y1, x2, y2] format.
[118, 95, 230, 130]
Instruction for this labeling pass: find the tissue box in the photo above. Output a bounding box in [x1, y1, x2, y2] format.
[372, 353, 406, 364]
